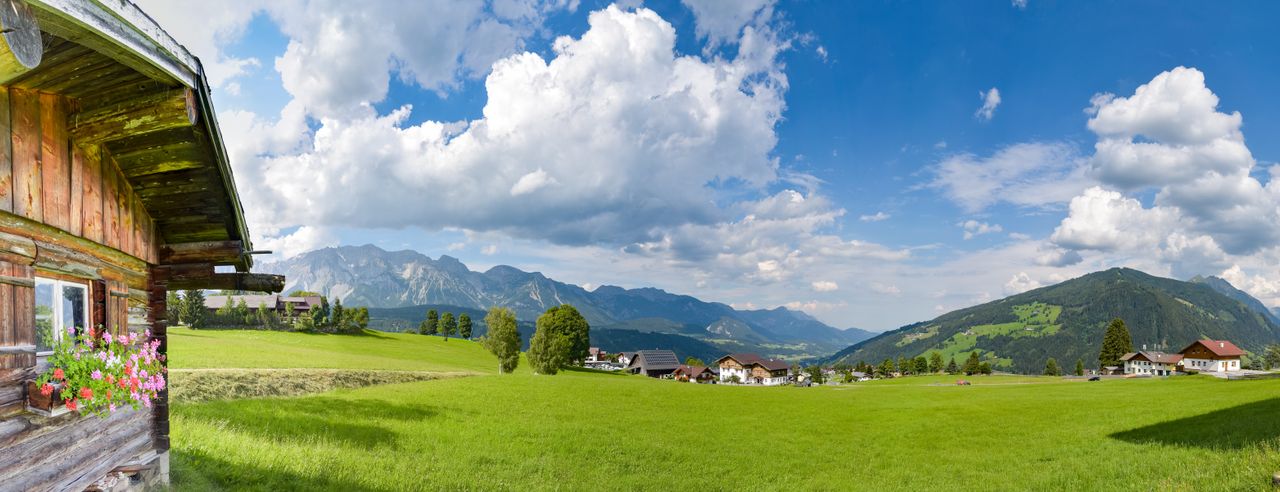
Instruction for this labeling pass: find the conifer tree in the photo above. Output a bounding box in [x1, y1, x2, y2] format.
[1043, 358, 1061, 376]
[421, 309, 438, 335]
[440, 312, 456, 340]
[946, 357, 959, 375]
[1074, 358, 1085, 376]
[180, 290, 207, 328]
[458, 313, 472, 339]
[1098, 317, 1133, 369]
[963, 351, 981, 375]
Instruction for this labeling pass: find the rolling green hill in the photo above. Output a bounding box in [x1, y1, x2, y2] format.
[828, 268, 1280, 373]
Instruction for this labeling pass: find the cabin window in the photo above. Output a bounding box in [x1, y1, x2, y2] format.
[34, 278, 90, 355]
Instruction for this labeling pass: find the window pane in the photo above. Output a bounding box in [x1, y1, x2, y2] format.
[35, 281, 55, 352]
[62, 284, 86, 338]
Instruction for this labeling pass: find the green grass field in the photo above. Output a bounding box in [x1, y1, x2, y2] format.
[169, 328, 1280, 491]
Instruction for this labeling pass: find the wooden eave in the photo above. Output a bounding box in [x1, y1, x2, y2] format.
[14, 0, 262, 275]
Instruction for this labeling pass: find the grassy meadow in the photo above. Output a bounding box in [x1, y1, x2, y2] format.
[169, 328, 1280, 491]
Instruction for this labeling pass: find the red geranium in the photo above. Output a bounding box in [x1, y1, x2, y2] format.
[52, 368, 64, 380]
[40, 383, 53, 397]
[79, 387, 93, 400]
[65, 399, 78, 412]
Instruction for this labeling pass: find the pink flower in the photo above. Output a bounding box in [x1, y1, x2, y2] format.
[91, 370, 102, 380]
[108, 403, 116, 412]
[103, 332, 112, 345]
[65, 325, 75, 336]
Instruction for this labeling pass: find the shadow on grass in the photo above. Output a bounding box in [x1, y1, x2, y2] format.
[1110, 398, 1280, 450]
[173, 449, 384, 492]
[178, 396, 438, 449]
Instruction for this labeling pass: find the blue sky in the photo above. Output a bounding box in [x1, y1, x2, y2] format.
[139, 0, 1280, 330]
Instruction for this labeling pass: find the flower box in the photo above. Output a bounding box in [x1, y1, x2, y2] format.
[26, 380, 70, 417]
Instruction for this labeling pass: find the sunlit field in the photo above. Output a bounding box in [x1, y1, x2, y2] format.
[169, 329, 1280, 491]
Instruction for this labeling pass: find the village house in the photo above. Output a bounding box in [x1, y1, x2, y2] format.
[715, 353, 791, 385]
[671, 364, 718, 383]
[1178, 339, 1244, 373]
[617, 351, 636, 367]
[204, 293, 321, 319]
[586, 347, 604, 363]
[1120, 351, 1183, 376]
[0, 1, 284, 488]
[625, 350, 680, 378]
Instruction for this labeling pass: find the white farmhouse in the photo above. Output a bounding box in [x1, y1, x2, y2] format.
[1120, 351, 1182, 376]
[1178, 340, 1245, 373]
[715, 353, 791, 386]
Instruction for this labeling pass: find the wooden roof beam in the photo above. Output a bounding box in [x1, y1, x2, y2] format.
[167, 271, 285, 293]
[158, 240, 243, 265]
[69, 88, 198, 146]
[0, 0, 44, 84]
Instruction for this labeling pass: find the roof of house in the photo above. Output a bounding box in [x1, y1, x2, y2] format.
[1179, 340, 1245, 357]
[715, 353, 790, 372]
[629, 350, 680, 370]
[1120, 351, 1183, 364]
[673, 365, 717, 378]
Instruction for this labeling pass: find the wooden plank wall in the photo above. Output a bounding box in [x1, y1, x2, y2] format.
[1, 88, 158, 266]
[0, 262, 35, 415]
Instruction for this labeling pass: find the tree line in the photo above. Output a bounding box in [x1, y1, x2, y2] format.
[418, 309, 473, 340]
[166, 290, 369, 334]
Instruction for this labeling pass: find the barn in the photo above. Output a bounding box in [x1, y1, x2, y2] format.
[0, 0, 283, 489]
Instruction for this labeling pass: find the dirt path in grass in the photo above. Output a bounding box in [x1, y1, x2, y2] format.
[168, 368, 477, 403]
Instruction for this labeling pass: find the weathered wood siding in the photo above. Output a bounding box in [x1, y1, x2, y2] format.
[0, 84, 164, 487]
[0, 88, 158, 264]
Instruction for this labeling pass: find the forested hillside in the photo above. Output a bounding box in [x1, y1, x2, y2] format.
[828, 268, 1280, 373]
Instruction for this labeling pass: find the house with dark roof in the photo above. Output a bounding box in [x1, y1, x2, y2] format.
[1178, 340, 1245, 373]
[204, 293, 321, 319]
[672, 365, 717, 383]
[1120, 351, 1183, 376]
[715, 353, 791, 385]
[626, 350, 680, 378]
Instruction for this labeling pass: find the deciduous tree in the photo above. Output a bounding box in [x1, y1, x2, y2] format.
[1263, 344, 1280, 370]
[978, 362, 993, 375]
[685, 356, 706, 366]
[914, 356, 929, 375]
[482, 307, 521, 373]
[929, 352, 944, 373]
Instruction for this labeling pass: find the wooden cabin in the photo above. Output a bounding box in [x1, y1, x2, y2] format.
[0, 1, 283, 489]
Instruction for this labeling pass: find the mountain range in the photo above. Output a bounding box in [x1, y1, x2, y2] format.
[260, 244, 874, 359]
[826, 268, 1280, 373]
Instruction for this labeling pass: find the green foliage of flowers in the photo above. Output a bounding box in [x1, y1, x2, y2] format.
[34, 326, 166, 417]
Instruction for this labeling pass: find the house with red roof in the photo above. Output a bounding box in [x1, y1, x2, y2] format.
[1120, 351, 1183, 376]
[1177, 340, 1245, 373]
[715, 353, 791, 385]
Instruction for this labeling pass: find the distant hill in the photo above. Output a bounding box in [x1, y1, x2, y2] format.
[270, 244, 874, 359]
[827, 268, 1280, 373]
[1190, 275, 1280, 326]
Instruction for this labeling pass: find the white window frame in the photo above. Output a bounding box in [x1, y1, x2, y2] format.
[35, 277, 91, 356]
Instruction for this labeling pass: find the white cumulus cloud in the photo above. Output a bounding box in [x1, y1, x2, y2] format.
[811, 280, 839, 292]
